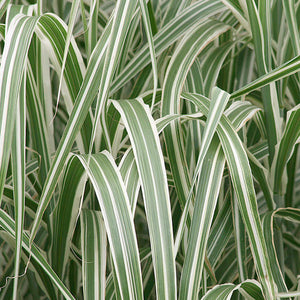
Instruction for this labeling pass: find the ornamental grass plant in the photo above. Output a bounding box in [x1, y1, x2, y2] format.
[0, 0, 300, 299]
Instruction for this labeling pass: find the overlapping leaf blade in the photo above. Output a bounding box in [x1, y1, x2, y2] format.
[76, 152, 143, 300]
[113, 98, 176, 299]
[29, 16, 112, 243]
[0, 209, 75, 299]
[273, 105, 300, 199]
[202, 280, 264, 299]
[161, 20, 230, 213]
[183, 92, 277, 298]
[110, 0, 226, 94]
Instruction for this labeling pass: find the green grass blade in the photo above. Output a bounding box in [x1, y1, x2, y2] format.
[162, 20, 230, 214]
[283, 0, 300, 55]
[207, 196, 233, 266]
[183, 92, 277, 298]
[225, 101, 274, 209]
[246, 0, 281, 162]
[35, 13, 89, 151]
[51, 155, 86, 278]
[225, 100, 260, 131]
[0, 0, 9, 19]
[0, 14, 38, 202]
[179, 140, 225, 300]
[162, 0, 193, 26]
[85, 0, 100, 59]
[113, 98, 176, 299]
[202, 283, 236, 299]
[110, 0, 226, 94]
[272, 104, 300, 202]
[175, 87, 229, 256]
[178, 89, 259, 299]
[247, 149, 274, 210]
[202, 280, 264, 299]
[192, 88, 230, 187]
[262, 213, 289, 295]
[220, 0, 249, 31]
[0, 230, 57, 299]
[29, 18, 112, 243]
[11, 76, 26, 300]
[55, 0, 81, 123]
[89, 0, 138, 153]
[0, 24, 5, 39]
[76, 152, 143, 300]
[202, 43, 235, 96]
[26, 60, 52, 184]
[231, 54, 300, 98]
[0, 209, 75, 299]
[119, 148, 140, 213]
[81, 209, 107, 300]
[233, 194, 247, 281]
[138, 0, 157, 110]
[262, 208, 300, 297]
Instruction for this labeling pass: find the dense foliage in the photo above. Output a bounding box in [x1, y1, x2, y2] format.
[0, 0, 300, 299]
